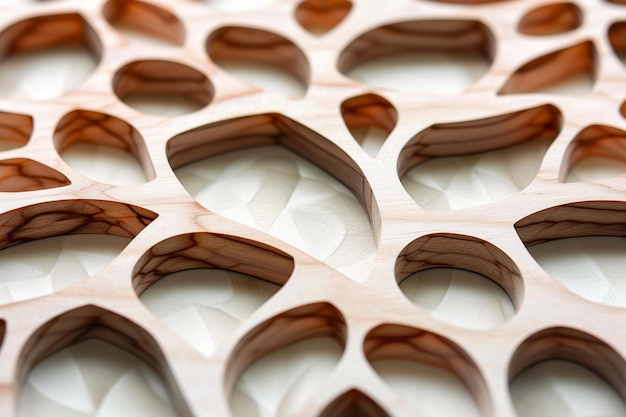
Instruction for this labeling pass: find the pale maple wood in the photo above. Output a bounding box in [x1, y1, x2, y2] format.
[0, 1, 624, 417]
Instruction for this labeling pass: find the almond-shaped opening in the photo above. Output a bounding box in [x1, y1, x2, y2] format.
[518, 2, 582, 36]
[319, 389, 390, 417]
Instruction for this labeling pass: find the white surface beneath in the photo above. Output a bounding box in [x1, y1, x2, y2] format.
[0, 21, 623, 417]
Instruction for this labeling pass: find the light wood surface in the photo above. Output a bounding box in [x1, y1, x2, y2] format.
[0, 0, 625, 416]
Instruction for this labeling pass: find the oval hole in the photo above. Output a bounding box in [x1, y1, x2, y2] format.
[0, 234, 130, 305]
[175, 145, 375, 280]
[207, 27, 309, 98]
[140, 268, 280, 357]
[113, 60, 213, 116]
[400, 268, 515, 329]
[19, 339, 177, 417]
[0, 13, 102, 100]
[295, 0, 353, 36]
[338, 20, 494, 94]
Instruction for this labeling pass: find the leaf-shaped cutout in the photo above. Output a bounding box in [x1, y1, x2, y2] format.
[396, 234, 522, 324]
[140, 268, 280, 357]
[19, 339, 177, 417]
[0, 234, 130, 305]
[527, 236, 626, 307]
[55, 110, 154, 185]
[227, 303, 346, 417]
[0, 111, 32, 152]
[168, 114, 376, 282]
[18, 305, 189, 416]
[295, 0, 352, 36]
[398, 105, 561, 210]
[400, 268, 515, 328]
[103, 0, 185, 45]
[518, 2, 582, 36]
[0, 158, 69, 191]
[0, 13, 102, 100]
[338, 20, 494, 94]
[561, 125, 626, 182]
[498, 41, 596, 95]
[364, 324, 488, 416]
[341, 93, 397, 157]
[113, 60, 213, 116]
[509, 328, 626, 417]
[207, 27, 310, 98]
[319, 390, 390, 417]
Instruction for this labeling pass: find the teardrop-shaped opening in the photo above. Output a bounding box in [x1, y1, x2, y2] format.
[364, 324, 488, 416]
[113, 60, 213, 116]
[167, 114, 378, 280]
[396, 233, 523, 324]
[207, 27, 310, 98]
[0, 111, 32, 152]
[0, 158, 69, 191]
[54, 109, 154, 184]
[103, 0, 185, 45]
[561, 125, 626, 182]
[18, 305, 189, 416]
[398, 105, 562, 210]
[498, 41, 596, 95]
[295, 0, 353, 36]
[341, 94, 397, 157]
[140, 268, 281, 357]
[319, 389, 390, 417]
[338, 20, 494, 94]
[518, 2, 582, 36]
[226, 303, 347, 415]
[509, 327, 626, 417]
[0, 13, 102, 100]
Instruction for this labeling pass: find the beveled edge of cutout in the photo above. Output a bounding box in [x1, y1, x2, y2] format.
[395, 233, 524, 309]
[337, 19, 496, 76]
[497, 41, 597, 95]
[514, 200, 626, 247]
[206, 26, 310, 92]
[559, 124, 626, 182]
[318, 388, 391, 417]
[54, 109, 156, 181]
[508, 327, 626, 402]
[132, 232, 295, 295]
[224, 302, 347, 392]
[518, 2, 583, 36]
[0, 158, 70, 192]
[0, 111, 33, 149]
[17, 304, 191, 416]
[103, 0, 186, 45]
[113, 59, 214, 114]
[0, 199, 157, 251]
[294, 0, 353, 36]
[166, 113, 381, 235]
[364, 323, 491, 416]
[397, 104, 561, 178]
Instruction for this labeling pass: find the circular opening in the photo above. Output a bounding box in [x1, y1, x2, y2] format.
[113, 60, 213, 116]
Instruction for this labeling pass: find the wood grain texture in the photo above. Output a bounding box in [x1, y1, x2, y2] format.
[0, 0, 624, 416]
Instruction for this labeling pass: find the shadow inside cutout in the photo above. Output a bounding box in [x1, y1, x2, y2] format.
[0, 111, 32, 152]
[113, 60, 213, 116]
[509, 327, 626, 417]
[561, 125, 626, 182]
[364, 324, 488, 416]
[226, 303, 347, 415]
[319, 389, 390, 417]
[518, 2, 582, 36]
[54, 109, 155, 184]
[396, 233, 522, 326]
[0, 13, 102, 100]
[103, 0, 185, 45]
[498, 41, 596, 95]
[18, 305, 187, 417]
[398, 105, 561, 210]
[341, 93, 397, 158]
[207, 26, 309, 98]
[338, 20, 494, 94]
[295, 0, 353, 36]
